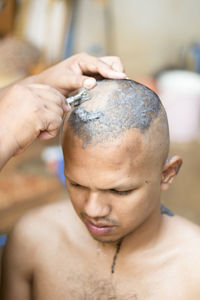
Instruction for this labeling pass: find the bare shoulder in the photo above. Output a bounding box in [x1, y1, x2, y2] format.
[165, 214, 200, 292]
[4, 198, 87, 264]
[9, 199, 71, 243]
[165, 214, 200, 254]
[0, 200, 75, 293]
[167, 214, 200, 243]
[3, 200, 70, 264]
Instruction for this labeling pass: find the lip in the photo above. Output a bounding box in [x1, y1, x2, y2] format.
[85, 220, 114, 236]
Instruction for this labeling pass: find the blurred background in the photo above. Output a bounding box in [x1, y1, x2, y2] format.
[0, 0, 200, 239]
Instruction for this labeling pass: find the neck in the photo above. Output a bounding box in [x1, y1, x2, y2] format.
[123, 203, 164, 254]
[94, 204, 164, 274]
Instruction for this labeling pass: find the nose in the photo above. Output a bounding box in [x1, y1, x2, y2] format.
[84, 191, 111, 219]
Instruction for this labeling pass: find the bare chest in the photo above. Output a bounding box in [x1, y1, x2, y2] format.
[33, 252, 189, 300]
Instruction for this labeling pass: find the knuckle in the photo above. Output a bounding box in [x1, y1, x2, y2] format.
[78, 52, 90, 61]
[89, 63, 98, 71]
[34, 105, 46, 117]
[56, 97, 64, 107]
[11, 84, 26, 94]
[52, 114, 62, 124]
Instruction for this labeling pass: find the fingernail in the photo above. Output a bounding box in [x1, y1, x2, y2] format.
[67, 103, 72, 111]
[83, 78, 96, 89]
[65, 103, 71, 111]
[113, 72, 127, 78]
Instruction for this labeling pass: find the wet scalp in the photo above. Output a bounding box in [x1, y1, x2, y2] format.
[66, 79, 169, 150]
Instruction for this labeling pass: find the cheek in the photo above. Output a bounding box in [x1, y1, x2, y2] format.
[117, 185, 160, 228]
[66, 183, 87, 211]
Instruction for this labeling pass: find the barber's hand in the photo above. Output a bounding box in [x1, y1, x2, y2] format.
[0, 84, 69, 168]
[34, 53, 126, 96]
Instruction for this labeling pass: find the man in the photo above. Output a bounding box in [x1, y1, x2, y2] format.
[0, 53, 126, 170]
[1, 79, 200, 299]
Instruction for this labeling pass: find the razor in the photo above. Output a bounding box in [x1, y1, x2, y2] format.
[66, 87, 91, 107]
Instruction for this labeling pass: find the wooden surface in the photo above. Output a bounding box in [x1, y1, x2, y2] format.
[0, 0, 15, 36]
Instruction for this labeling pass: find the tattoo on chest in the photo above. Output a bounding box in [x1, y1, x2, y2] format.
[111, 238, 123, 274]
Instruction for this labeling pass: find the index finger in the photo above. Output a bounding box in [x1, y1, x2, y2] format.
[99, 56, 125, 73]
[78, 54, 127, 79]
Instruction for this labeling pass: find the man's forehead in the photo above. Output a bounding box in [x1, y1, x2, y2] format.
[63, 126, 146, 164]
[63, 129, 154, 191]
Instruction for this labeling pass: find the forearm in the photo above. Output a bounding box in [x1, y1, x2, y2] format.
[0, 74, 41, 98]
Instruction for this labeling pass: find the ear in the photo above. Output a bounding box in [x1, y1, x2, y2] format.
[161, 155, 182, 191]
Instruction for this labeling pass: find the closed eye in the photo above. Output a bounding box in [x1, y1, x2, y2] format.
[69, 181, 81, 188]
[110, 189, 133, 196]
[67, 178, 133, 195]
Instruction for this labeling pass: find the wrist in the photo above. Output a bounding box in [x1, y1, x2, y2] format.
[0, 129, 17, 170]
[18, 74, 43, 85]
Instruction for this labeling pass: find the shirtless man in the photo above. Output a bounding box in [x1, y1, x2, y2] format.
[1, 79, 200, 299]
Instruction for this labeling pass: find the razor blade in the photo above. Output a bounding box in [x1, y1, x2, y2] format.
[66, 87, 91, 107]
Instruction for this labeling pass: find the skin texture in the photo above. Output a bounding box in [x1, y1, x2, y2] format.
[0, 53, 126, 170]
[1, 80, 200, 299]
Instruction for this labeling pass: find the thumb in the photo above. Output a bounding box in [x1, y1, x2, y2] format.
[38, 130, 58, 141]
[67, 74, 96, 91]
[82, 77, 97, 89]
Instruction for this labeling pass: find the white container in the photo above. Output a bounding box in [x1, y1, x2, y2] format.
[157, 70, 200, 142]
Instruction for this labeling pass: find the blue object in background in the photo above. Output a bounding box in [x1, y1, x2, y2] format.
[192, 43, 200, 74]
[0, 234, 7, 247]
[57, 159, 66, 186]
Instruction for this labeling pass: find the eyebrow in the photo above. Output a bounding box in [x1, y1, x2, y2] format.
[65, 174, 136, 191]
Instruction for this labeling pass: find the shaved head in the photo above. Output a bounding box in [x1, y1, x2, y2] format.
[61, 79, 177, 244]
[63, 79, 169, 164]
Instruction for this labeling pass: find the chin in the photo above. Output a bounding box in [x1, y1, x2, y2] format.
[91, 227, 137, 244]
[90, 233, 124, 244]
[93, 237, 121, 244]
